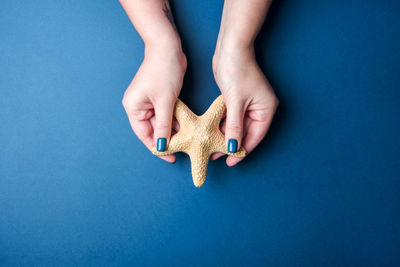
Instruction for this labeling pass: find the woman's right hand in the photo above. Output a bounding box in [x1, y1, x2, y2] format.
[122, 43, 187, 163]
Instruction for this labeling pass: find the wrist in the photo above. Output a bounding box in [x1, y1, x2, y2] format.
[144, 35, 185, 59]
[145, 36, 181, 51]
[217, 33, 254, 51]
[214, 35, 254, 59]
[144, 37, 187, 74]
[213, 40, 254, 72]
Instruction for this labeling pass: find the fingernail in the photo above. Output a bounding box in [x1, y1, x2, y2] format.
[227, 139, 237, 153]
[157, 138, 167, 152]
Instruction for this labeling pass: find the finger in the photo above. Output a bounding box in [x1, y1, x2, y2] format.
[149, 113, 176, 163]
[226, 112, 274, 167]
[124, 109, 174, 163]
[212, 115, 251, 161]
[220, 115, 250, 136]
[153, 99, 175, 153]
[158, 153, 177, 163]
[224, 100, 246, 154]
[135, 119, 177, 163]
[243, 112, 252, 137]
[152, 116, 179, 132]
[210, 152, 225, 160]
[122, 91, 176, 163]
[127, 116, 154, 150]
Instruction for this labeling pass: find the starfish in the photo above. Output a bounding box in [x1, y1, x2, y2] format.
[152, 95, 246, 187]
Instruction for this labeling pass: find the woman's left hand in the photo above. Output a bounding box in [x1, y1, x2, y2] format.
[211, 45, 279, 166]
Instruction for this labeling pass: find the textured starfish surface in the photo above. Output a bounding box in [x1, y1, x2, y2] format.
[152, 95, 246, 187]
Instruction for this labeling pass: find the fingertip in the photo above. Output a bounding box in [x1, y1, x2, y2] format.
[170, 155, 177, 164]
[160, 154, 176, 164]
[226, 156, 244, 167]
[210, 152, 224, 161]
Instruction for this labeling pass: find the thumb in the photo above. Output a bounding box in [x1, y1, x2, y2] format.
[154, 99, 175, 152]
[225, 100, 246, 154]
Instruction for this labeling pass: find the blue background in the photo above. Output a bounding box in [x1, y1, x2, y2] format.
[1, 0, 399, 266]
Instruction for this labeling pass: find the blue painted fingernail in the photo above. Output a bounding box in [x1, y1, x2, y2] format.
[228, 139, 237, 153]
[157, 138, 167, 152]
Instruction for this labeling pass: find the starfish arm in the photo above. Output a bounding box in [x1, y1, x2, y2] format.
[174, 99, 197, 127]
[189, 147, 211, 187]
[214, 144, 247, 158]
[228, 146, 247, 158]
[151, 132, 187, 156]
[151, 148, 176, 156]
[200, 95, 226, 128]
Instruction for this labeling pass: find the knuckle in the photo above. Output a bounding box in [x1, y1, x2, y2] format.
[122, 91, 134, 110]
[227, 123, 242, 133]
[122, 96, 129, 109]
[156, 95, 176, 107]
[226, 99, 247, 113]
[131, 109, 150, 121]
[156, 122, 171, 131]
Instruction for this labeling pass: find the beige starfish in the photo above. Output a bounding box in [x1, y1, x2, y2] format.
[152, 95, 246, 187]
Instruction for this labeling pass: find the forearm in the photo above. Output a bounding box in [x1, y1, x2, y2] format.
[216, 0, 273, 51]
[119, 0, 182, 51]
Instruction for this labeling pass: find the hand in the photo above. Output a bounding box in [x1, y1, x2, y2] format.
[212, 45, 278, 166]
[122, 43, 187, 163]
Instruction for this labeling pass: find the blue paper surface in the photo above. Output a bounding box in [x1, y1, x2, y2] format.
[1, 0, 399, 265]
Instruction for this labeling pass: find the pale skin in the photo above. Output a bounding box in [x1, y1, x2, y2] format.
[120, 0, 278, 166]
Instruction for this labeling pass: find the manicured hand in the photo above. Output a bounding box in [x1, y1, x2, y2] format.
[212, 46, 278, 166]
[122, 44, 187, 163]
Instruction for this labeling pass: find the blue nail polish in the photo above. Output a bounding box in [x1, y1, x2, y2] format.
[157, 138, 167, 152]
[228, 139, 237, 153]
